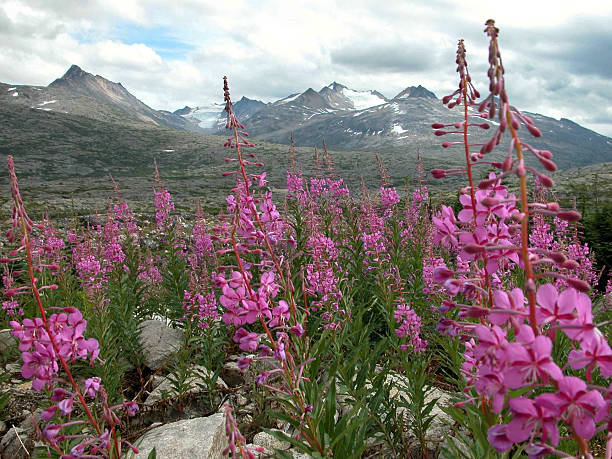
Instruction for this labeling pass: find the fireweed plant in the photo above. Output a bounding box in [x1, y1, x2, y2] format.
[2, 156, 139, 458]
[1, 18, 610, 459]
[429, 21, 611, 458]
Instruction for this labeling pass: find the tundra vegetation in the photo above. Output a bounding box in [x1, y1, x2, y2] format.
[1, 19, 611, 459]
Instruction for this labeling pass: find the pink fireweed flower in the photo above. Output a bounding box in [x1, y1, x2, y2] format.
[489, 287, 526, 329]
[473, 324, 509, 364]
[380, 186, 400, 207]
[503, 325, 563, 388]
[84, 377, 101, 397]
[432, 205, 458, 248]
[568, 333, 612, 380]
[394, 302, 427, 352]
[535, 284, 577, 327]
[233, 328, 260, 352]
[488, 424, 514, 453]
[537, 376, 606, 440]
[474, 365, 507, 413]
[505, 395, 560, 446]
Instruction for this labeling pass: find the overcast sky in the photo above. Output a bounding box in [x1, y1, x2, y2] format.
[2, 0, 611, 136]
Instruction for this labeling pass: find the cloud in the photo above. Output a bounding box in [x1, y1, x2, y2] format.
[331, 43, 437, 73]
[0, 0, 610, 137]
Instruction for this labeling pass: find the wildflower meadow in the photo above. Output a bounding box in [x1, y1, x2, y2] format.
[1, 19, 611, 459]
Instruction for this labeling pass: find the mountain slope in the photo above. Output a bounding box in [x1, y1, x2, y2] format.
[1, 65, 201, 132]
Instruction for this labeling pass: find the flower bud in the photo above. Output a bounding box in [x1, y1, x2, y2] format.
[526, 124, 542, 137]
[431, 169, 446, 179]
[478, 178, 496, 189]
[502, 156, 513, 171]
[434, 130, 447, 136]
[539, 150, 553, 159]
[481, 197, 500, 207]
[538, 158, 557, 172]
[463, 243, 486, 254]
[538, 175, 554, 188]
[557, 210, 581, 222]
[548, 252, 567, 264]
[546, 202, 560, 212]
[433, 267, 455, 283]
[567, 278, 590, 292]
[561, 259, 579, 270]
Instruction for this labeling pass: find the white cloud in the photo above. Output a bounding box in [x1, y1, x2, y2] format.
[0, 0, 610, 136]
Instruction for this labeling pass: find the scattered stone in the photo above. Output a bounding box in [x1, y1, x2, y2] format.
[138, 319, 183, 370]
[221, 360, 245, 387]
[144, 365, 228, 406]
[5, 363, 21, 374]
[0, 329, 16, 355]
[253, 430, 291, 452]
[133, 413, 226, 459]
[0, 426, 34, 459]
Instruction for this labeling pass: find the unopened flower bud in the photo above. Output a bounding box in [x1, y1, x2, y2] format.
[557, 210, 581, 222]
[478, 178, 496, 189]
[538, 175, 554, 188]
[463, 243, 486, 254]
[567, 278, 590, 292]
[546, 202, 560, 212]
[561, 260, 579, 270]
[431, 169, 446, 179]
[525, 278, 536, 293]
[481, 197, 500, 207]
[548, 252, 567, 264]
[502, 156, 513, 171]
[526, 124, 542, 137]
[539, 150, 553, 159]
[434, 130, 447, 136]
[433, 267, 455, 283]
[516, 163, 526, 177]
[538, 158, 557, 171]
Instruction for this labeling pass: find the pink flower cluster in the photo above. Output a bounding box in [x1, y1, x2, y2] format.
[10, 308, 100, 391]
[429, 24, 611, 456]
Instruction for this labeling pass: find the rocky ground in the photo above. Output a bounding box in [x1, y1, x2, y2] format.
[0, 320, 461, 458]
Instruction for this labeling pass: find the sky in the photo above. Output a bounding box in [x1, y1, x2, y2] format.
[1, 0, 611, 136]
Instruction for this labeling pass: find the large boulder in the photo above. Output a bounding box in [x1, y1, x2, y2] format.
[138, 319, 183, 370]
[133, 414, 226, 459]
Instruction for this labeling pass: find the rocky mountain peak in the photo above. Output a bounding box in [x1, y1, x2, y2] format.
[62, 64, 88, 79]
[393, 85, 437, 99]
[174, 106, 193, 116]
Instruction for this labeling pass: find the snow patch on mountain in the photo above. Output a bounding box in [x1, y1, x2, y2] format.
[391, 124, 408, 135]
[179, 103, 224, 129]
[276, 93, 300, 105]
[342, 88, 386, 110]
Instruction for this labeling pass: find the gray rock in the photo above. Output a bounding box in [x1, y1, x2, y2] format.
[5, 363, 21, 374]
[0, 329, 16, 355]
[222, 360, 245, 387]
[145, 365, 227, 406]
[138, 319, 183, 370]
[253, 430, 290, 451]
[133, 413, 226, 459]
[0, 426, 33, 459]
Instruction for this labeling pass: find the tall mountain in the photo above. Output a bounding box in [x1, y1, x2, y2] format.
[2, 65, 201, 132]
